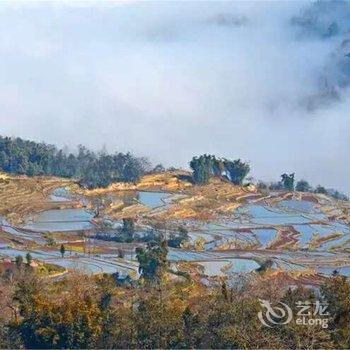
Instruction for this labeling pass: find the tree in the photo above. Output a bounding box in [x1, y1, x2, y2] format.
[167, 227, 188, 248]
[257, 181, 268, 190]
[136, 241, 168, 285]
[327, 189, 349, 201]
[97, 301, 135, 349]
[152, 164, 165, 173]
[60, 244, 65, 258]
[117, 248, 124, 259]
[269, 181, 284, 190]
[321, 275, 350, 348]
[201, 291, 282, 348]
[13, 275, 103, 349]
[15, 255, 23, 270]
[281, 173, 295, 191]
[295, 179, 311, 192]
[281, 287, 333, 349]
[122, 218, 135, 242]
[222, 158, 250, 185]
[122, 218, 135, 233]
[213, 158, 224, 178]
[315, 185, 328, 194]
[25, 253, 32, 266]
[182, 306, 201, 348]
[190, 154, 250, 185]
[4, 263, 350, 349]
[44, 233, 55, 246]
[134, 292, 184, 348]
[190, 155, 211, 185]
[13, 270, 42, 323]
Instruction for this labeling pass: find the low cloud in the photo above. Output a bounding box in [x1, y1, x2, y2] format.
[0, 1, 349, 193]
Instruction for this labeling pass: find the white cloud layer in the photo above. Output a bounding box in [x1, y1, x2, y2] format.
[0, 1, 349, 193]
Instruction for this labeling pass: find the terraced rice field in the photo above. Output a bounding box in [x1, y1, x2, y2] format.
[0, 174, 78, 224]
[1, 172, 350, 283]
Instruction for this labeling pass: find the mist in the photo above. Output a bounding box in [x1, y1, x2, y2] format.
[0, 1, 349, 193]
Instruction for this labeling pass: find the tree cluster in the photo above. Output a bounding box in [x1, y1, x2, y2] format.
[136, 241, 169, 285]
[259, 175, 348, 201]
[0, 136, 149, 188]
[281, 173, 295, 191]
[190, 154, 250, 185]
[0, 267, 349, 349]
[96, 219, 188, 249]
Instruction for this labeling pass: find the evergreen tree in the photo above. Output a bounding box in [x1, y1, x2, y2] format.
[0, 135, 149, 189]
[222, 158, 250, 185]
[25, 253, 32, 266]
[190, 154, 250, 185]
[281, 173, 295, 191]
[60, 244, 65, 258]
[15, 255, 23, 270]
[136, 241, 168, 285]
[321, 275, 350, 348]
[295, 179, 311, 192]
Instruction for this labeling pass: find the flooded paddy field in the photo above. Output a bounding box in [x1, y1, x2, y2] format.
[1, 173, 350, 283]
[137, 191, 171, 209]
[23, 208, 94, 232]
[197, 258, 260, 277]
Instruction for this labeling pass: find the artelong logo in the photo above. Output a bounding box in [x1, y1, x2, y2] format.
[258, 299, 330, 329]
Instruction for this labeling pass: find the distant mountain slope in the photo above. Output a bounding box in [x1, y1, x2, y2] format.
[292, 0, 350, 108]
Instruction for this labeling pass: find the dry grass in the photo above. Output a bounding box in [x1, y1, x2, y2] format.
[0, 173, 78, 224]
[74, 170, 192, 197]
[158, 177, 258, 220]
[107, 203, 150, 220]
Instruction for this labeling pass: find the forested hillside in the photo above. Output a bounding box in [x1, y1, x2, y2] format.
[1, 258, 349, 349]
[0, 136, 149, 188]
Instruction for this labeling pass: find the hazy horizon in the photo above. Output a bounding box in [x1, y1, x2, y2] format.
[0, 1, 350, 193]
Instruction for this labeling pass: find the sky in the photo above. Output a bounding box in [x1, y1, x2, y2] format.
[0, 0, 350, 193]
